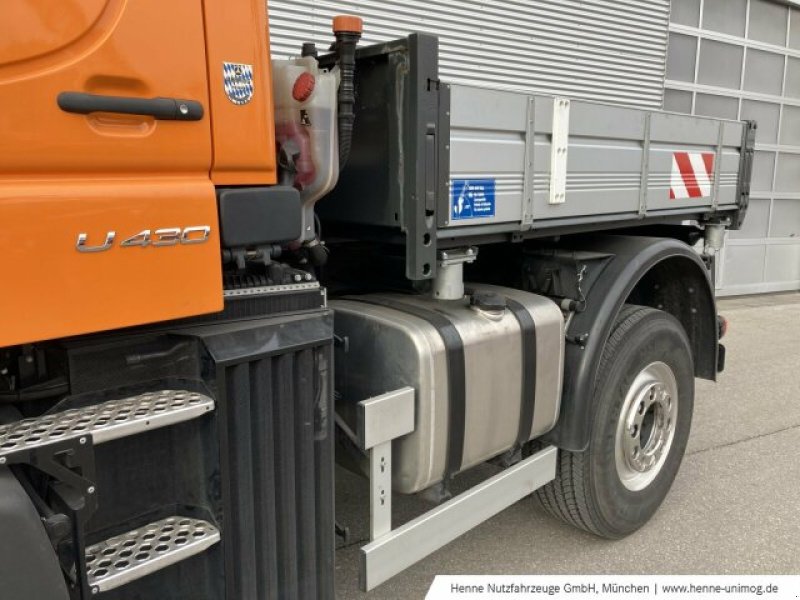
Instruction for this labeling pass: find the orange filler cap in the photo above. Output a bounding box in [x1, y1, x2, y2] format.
[333, 15, 363, 34]
[292, 72, 316, 102]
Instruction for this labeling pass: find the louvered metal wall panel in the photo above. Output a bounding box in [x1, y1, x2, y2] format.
[268, 0, 670, 108]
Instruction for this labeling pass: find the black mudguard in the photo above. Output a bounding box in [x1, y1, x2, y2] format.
[0, 467, 69, 600]
[540, 234, 717, 452]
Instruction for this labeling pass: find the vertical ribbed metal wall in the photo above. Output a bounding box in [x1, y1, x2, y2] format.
[268, 0, 670, 108]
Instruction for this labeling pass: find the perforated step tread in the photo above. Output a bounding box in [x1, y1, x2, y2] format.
[85, 516, 220, 593]
[0, 390, 214, 458]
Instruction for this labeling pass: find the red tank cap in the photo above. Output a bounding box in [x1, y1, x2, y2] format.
[292, 72, 316, 103]
[333, 15, 363, 34]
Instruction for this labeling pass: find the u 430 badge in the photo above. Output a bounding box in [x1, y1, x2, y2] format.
[76, 227, 211, 253]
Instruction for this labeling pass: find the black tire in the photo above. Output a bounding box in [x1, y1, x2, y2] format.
[535, 305, 694, 539]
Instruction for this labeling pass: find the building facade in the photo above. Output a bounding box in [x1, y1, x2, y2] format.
[666, 0, 800, 295]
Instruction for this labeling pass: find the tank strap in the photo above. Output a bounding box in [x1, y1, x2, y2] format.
[352, 297, 467, 479]
[505, 298, 538, 447]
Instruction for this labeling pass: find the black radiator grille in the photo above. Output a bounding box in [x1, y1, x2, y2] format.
[214, 322, 334, 600]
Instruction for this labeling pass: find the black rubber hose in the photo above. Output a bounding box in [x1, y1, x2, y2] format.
[0, 379, 69, 403]
[334, 30, 361, 171]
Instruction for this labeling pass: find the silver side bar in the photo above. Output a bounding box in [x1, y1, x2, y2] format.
[360, 445, 558, 591]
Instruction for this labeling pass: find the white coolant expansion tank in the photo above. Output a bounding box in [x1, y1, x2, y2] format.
[272, 56, 339, 241]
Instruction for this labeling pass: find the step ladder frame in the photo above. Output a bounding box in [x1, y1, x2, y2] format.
[0, 389, 217, 598]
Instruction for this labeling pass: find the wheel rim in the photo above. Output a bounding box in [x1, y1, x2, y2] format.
[614, 361, 678, 492]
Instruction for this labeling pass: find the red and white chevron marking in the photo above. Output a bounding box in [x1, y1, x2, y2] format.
[670, 152, 715, 200]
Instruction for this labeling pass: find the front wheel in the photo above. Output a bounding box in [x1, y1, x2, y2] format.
[536, 305, 694, 539]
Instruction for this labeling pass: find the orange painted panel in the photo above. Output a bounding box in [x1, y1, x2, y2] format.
[0, 0, 223, 346]
[202, 0, 278, 185]
[0, 0, 109, 64]
[0, 0, 212, 175]
[0, 178, 222, 347]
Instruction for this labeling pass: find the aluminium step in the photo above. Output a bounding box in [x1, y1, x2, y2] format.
[85, 516, 220, 593]
[0, 390, 214, 459]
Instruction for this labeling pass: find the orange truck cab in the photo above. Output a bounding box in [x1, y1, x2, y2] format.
[0, 2, 354, 598]
[0, 0, 280, 347]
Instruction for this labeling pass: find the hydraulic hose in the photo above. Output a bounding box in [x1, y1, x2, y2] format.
[332, 16, 363, 172]
[0, 379, 69, 403]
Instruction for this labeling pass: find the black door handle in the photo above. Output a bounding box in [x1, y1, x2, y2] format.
[57, 92, 204, 121]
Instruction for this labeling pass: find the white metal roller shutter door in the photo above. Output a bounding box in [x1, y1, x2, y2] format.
[268, 0, 670, 109]
[666, 0, 800, 295]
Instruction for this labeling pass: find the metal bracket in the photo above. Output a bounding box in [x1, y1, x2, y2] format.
[521, 95, 536, 228]
[549, 98, 570, 205]
[437, 247, 478, 268]
[712, 121, 724, 211]
[2, 435, 99, 599]
[733, 120, 757, 229]
[433, 247, 478, 300]
[354, 388, 559, 592]
[638, 112, 652, 216]
[357, 388, 415, 541]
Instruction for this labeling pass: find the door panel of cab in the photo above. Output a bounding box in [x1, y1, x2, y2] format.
[0, 0, 222, 347]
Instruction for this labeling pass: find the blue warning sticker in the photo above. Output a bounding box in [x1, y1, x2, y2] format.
[451, 179, 496, 221]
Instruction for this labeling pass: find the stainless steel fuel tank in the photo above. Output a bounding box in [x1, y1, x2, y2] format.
[332, 284, 564, 494]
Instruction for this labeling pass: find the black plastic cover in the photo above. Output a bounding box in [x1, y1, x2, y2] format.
[192, 312, 335, 600]
[218, 186, 302, 247]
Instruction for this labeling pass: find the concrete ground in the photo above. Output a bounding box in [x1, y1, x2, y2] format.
[333, 292, 800, 599]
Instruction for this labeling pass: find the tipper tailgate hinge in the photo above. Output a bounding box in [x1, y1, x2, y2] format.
[733, 120, 757, 230]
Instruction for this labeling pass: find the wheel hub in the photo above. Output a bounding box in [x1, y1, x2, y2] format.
[615, 361, 678, 491]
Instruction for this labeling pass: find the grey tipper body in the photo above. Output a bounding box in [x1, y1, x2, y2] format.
[446, 85, 744, 230]
[332, 284, 564, 494]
